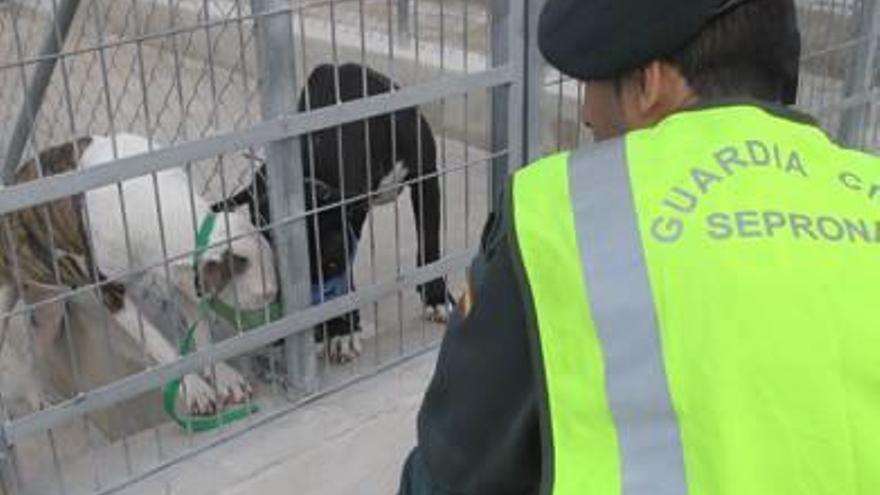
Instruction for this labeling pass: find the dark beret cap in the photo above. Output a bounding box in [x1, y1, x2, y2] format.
[538, 0, 747, 80]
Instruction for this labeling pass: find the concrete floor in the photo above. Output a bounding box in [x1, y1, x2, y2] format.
[8, 344, 438, 495]
[115, 349, 437, 495]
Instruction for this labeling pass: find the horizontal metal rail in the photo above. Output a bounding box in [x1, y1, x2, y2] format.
[2, 248, 476, 444]
[0, 65, 514, 216]
[0, 150, 504, 325]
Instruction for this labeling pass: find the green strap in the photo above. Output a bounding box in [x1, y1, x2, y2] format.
[207, 297, 283, 331]
[192, 212, 217, 268]
[192, 211, 283, 330]
[162, 213, 259, 432]
[161, 308, 259, 432]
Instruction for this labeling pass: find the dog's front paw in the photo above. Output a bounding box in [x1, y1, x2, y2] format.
[328, 333, 362, 364]
[206, 362, 253, 407]
[419, 279, 452, 324]
[424, 304, 450, 324]
[181, 374, 219, 416]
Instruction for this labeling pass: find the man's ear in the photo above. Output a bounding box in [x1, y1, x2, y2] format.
[636, 62, 664, 116]
[622, 61, 697, 129]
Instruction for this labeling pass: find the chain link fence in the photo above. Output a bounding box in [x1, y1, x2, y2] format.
[536, 0, 880, 154]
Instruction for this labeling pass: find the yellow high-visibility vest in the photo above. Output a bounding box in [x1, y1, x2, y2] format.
[511, 104, 880, 495]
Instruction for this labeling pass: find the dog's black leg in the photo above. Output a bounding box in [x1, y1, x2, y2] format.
[403, 114, 450, 318]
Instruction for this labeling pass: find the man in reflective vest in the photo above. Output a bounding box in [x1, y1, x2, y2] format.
[399, 0, 880, 494]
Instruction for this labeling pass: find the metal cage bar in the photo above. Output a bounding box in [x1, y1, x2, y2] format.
[250, 0, 318, 396]
[489, 0, 525, 206]
[1, 0, 81, 185]
[0, 67, 513, 217]
[839, 0, 880, 145]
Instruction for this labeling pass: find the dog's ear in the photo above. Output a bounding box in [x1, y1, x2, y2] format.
[20, 281, 68, 353]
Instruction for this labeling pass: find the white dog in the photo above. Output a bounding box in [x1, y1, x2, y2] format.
[0, 134, 278, 416]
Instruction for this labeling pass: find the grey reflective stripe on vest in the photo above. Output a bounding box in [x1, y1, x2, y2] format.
[567, 141, 687, 495]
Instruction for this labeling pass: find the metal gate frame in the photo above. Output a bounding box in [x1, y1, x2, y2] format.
[0, 1, 529, 491]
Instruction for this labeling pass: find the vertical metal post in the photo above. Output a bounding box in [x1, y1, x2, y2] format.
[0, 442, 6, 493]
[2, 0, 81, 185]
[839, 0, 880, 146]
[490, 0, 526, 209]
[524, 0, 545, 163]
[397, 0, 411, 44]
[0, 408, 12, 495]
[251, 0, 318, 395]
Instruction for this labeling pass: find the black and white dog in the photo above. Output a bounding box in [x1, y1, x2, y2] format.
[213, 63, 450, 362]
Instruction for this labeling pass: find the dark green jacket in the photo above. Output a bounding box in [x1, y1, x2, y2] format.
[401, 188, 542, 494]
